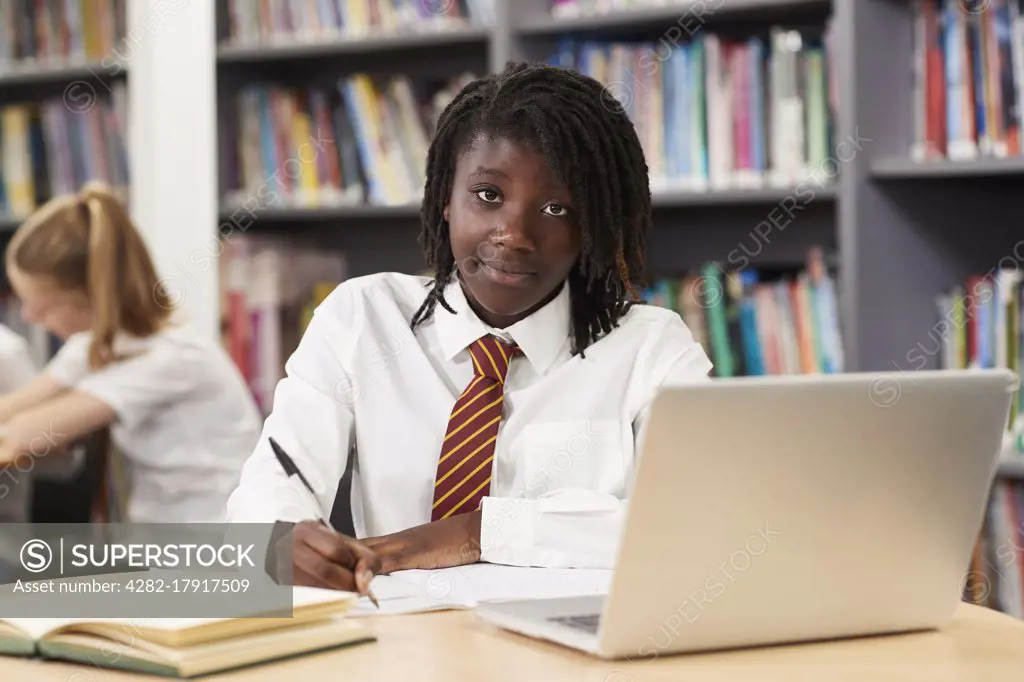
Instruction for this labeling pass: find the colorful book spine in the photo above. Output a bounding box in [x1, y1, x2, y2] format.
[548, 25, 836, 192]
[642, 249, 842, 379]
[0, 84, 129, 221]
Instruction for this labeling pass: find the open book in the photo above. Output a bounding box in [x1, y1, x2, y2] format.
[351, 564, 614, 616]
[0, 585, 374, 677]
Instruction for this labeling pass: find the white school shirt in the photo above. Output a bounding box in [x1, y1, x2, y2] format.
[226, 273, 713, 568]
[46, 320, 264, 523]
[0, 325, 40, 522]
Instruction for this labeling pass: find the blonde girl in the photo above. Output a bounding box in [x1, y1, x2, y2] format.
[0, 183, 263, 523]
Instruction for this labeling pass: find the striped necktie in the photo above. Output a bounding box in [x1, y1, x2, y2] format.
[431, 335, 521, 521]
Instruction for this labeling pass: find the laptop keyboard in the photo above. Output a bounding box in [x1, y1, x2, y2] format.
[548, 613, 602, 633]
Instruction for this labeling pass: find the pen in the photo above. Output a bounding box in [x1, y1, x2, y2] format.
[268, 437, 379, 609]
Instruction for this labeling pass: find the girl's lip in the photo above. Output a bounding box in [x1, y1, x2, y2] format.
[480, 262, 537, 286]
[487, 261, 537, 275]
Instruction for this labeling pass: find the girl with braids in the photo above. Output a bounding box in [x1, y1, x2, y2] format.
[228, 63, 712, 595]
[0, 182, 262, 523]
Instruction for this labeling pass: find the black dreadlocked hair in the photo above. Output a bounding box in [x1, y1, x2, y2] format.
[409, 61, 652, 357]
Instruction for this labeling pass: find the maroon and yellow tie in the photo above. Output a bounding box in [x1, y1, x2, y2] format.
[431, 335, 521, 521]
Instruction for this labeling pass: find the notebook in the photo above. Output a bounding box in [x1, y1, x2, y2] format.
[351, 565, 614, 616]
[0, 585, 375, 677]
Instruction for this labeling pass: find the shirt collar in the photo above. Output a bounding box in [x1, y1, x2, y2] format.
[434, 275, 571, 376]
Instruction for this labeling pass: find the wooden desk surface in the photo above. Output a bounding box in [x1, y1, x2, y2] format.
[4, 602, 1024, 681]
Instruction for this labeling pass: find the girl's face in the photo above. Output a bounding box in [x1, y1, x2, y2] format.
[444, 134, 582, 329]
[7, 266, 93, 339]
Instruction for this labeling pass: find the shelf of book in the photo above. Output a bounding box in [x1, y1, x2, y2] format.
[217, 25, 493, 63]
[1, 0, 130, 241]
[0, 84, 129, 220]
[516, 0, 831, 34]
[871, 157, 1024, 179]
[218, 202, 421, 221]
[651, 186, 837, 206]
[215, 0, 844, 361]
[219, 186, 839, 226]
[1, 0, 128, 88]
[0, 60, 124, 88]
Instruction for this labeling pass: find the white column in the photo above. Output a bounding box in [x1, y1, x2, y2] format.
[127, 0, 219, 340]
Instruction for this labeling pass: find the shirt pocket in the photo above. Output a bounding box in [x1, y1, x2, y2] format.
[519, 418, 629, 497]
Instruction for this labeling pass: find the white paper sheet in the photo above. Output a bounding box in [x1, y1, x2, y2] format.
[352, 564, 612, 616]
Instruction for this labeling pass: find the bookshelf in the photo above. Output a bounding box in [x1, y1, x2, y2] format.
[212, 0, 848, 410]
[0, 60, 123, 87]
[0, 0, 130, 244]
[1, 0, 132, 525]
[871, 156, 1024, 178]
[1001, 457, 1024, 480]
[2, 0, 1020, 621]
[844, 0, 1024, 619]
[217, 25, 493, 62]
[220, 202, 421, 221]
[207, 0, 1024, 618]
[514, 0, 832, 34]
[1, 2, 130, 340]
[213, 0, 841, 266]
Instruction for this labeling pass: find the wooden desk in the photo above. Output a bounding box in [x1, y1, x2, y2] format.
[4, 602, 1024, 681]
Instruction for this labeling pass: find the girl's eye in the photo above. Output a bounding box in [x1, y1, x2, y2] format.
[543, 203, 568, 217]
[475, 189, 500, 203]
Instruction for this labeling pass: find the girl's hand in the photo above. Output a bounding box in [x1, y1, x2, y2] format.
[0, 442, 29, 468]
[361, 511, 482, 574]
[280, 520, 382, 595]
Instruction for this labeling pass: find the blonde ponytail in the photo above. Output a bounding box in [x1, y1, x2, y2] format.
[84, 189, 121, 368]
[6, 182, 175, 370]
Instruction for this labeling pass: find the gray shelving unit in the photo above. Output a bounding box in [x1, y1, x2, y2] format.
[0, 51, 129, 226]
[0, 54, 128, 526]
[220, 203, 423, 221]
[0, 58, 127, 108]
[217, 25, 492, 62]
[514, 0, 831, 34]
[0, 59, 121, 86]
[0, 58, 129, 249]
[843, 0, 1024, 378]
[211, 0, 1019, 381]
[214, 0, 840, 283]
[872, 156, 1024, 178]
[1000, 457, 1024, 481]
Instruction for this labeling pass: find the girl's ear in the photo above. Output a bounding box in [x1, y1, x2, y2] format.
[443, 203, 450, 224]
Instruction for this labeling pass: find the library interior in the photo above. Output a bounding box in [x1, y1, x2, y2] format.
[2, 0, 1024, 679]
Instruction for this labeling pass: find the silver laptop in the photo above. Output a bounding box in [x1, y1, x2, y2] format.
[475, 369, 1015, 659]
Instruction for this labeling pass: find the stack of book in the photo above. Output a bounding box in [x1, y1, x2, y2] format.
[0, 585, 373, 677]
[223, 0, 496, 44]
[641, 247, 843, 378]
[219, 235, 349, 415]
[0, 0, 126, 68]
[910, 0, 1024, 161]
[549, 26, 836, 193]
[0, 83, 129, 221]
[223, 73, 477, 209]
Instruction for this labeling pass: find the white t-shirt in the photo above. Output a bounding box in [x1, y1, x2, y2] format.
[46, 321, 264, 523]
[0, 325, 39, 523]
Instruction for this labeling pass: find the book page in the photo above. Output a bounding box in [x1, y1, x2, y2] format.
[0, 585, 357, 637]
[1, 618, 88, 640]
[352, 564, 613, 616]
